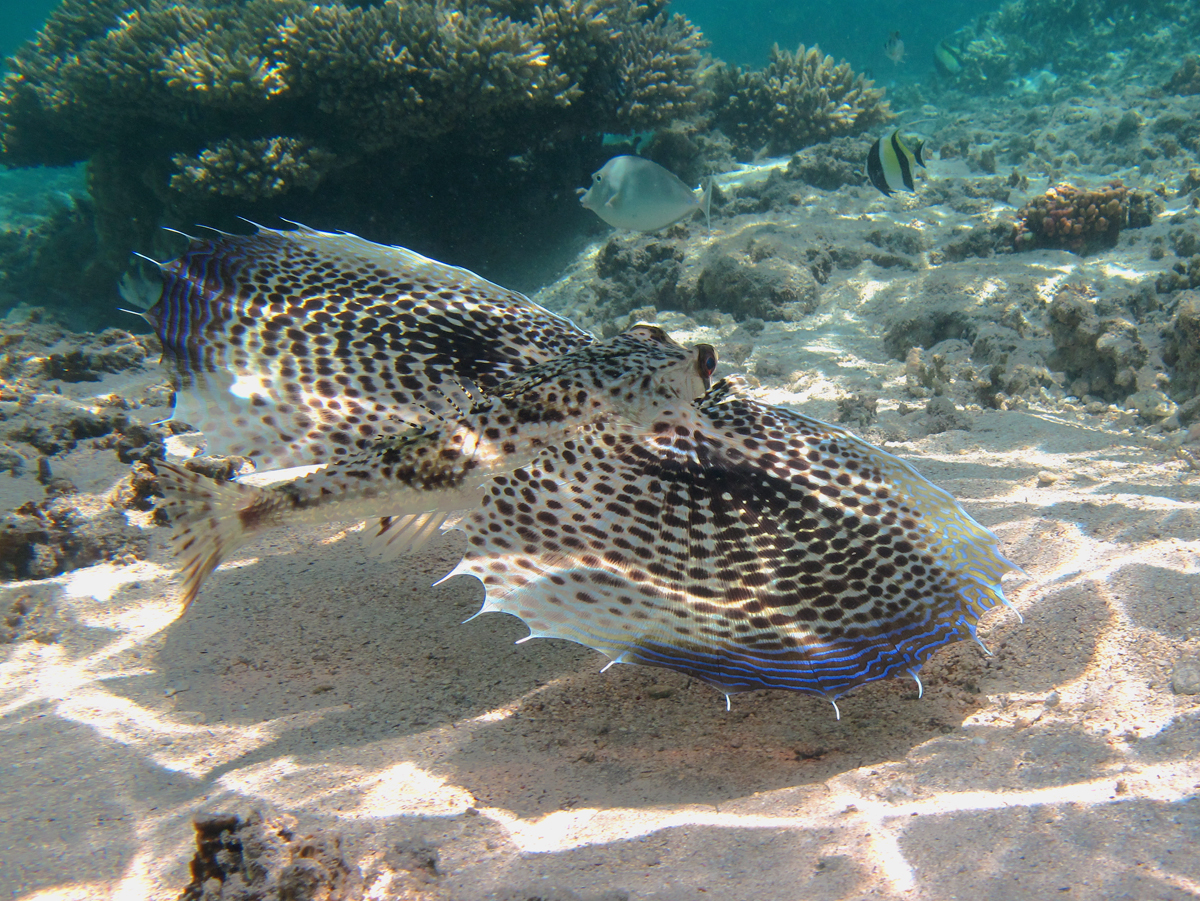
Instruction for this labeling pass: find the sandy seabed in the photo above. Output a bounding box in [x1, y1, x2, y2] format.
[4, 109, 1200, 901]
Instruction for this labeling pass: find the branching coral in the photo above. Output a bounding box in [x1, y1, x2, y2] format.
[2, 0, 705, 170]
[710, 44, 891, 159]
[1011, 182, 1131, 255]
[170, 137, 338, 200]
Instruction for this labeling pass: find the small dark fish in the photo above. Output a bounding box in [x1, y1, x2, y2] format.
[885, 31, 905, 65]
[934, 40, 965, 76]
[867, 129, 927, 196]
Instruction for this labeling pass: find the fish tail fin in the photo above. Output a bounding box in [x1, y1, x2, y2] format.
[155, 462, 269, 609]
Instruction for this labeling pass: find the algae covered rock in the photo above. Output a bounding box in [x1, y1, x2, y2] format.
[179, 810, 363, 901]
[1047, 286, 1147, 401]
[690, 249, 819, 321]
[1163, 291, 1200, 402]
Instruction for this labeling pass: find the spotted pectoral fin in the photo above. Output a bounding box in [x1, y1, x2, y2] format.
[367, 506, 474, 560]
[156, 461, 270, 609]
[449, 381, 1017, 701]
[148, 223, 595, 471]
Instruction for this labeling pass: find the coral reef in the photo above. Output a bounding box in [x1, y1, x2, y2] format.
[937, 0, 1200, 92]
[0, 497, 148, 581]
[0, 310, 169, 580]
[783, 135, 873, 192]
[1165, 57, 1200, 95]
[1157, 256, 1200, 293]
[0, 195, 110, 330]
[179, 811, 362, 901]
[710, 44, 891, 159]
[691, 247, 820, 321]
[0, 0, 708, 299]
[1011, 182, 1132, 255]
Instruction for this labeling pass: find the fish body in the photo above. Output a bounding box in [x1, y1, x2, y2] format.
[154, 225, 1018, 707]
[578, 155, 711, 232]
[160, 324, 716, 607]
[867, 129, 927, 196]
[885, 31, 905, 64]
[934, 40, 965, 76]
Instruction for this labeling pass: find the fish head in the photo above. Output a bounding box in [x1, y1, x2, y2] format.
[494, 324, 715, 428]
[606, 325, 716, 415]
[579, 157, 623, 212]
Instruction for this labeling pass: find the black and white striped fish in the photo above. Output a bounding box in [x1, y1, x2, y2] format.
[867, 129, 927, 196]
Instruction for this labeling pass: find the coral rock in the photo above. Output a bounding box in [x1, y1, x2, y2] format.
[1012, 182, 1136, 255]
[1165, 56, 1200, 95]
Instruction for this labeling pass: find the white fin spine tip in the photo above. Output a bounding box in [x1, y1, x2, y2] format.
[432, 568, 462, 587]
[829, 698, 841, 720]
[1000, 595, 1025, 623]
[193, 223, 239, 237]
[909, 668, 924, 699]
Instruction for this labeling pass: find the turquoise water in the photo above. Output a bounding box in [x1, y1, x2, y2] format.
[0, 2, 56, 63]
[671, 0, 999, 75]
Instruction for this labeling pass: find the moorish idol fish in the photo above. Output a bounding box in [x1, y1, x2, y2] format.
[866, 130, 927, 196]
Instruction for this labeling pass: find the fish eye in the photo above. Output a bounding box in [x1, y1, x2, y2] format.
[695, 344, 718, 381]
[593, 173, 602, 183]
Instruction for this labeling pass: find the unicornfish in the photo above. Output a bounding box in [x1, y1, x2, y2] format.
[578, 155, 712, 232]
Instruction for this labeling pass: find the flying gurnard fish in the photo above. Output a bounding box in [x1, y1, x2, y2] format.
[148, 224, 1020, 715]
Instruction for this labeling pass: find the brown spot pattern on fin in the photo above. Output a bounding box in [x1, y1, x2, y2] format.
[148, 225, 593, 471]
[451, 377, 1017, 699]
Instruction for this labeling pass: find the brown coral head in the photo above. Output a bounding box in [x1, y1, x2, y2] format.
[1013, 180, 1130, 255]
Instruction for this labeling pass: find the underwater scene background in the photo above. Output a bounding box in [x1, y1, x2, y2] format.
[2, 1, 1200, 900]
